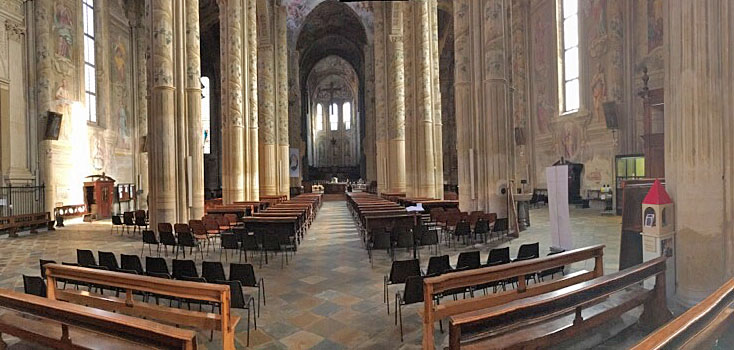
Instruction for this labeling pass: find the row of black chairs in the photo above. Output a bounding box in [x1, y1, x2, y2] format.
[30, 251, 265, 346]
[368, 224, 440, 265]
[383, 243, 564, 341]
[142, 227, 296, 268]
[111, 210, 148, 235]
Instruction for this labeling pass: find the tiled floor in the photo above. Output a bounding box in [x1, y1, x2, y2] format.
[0, 200, 644, 349]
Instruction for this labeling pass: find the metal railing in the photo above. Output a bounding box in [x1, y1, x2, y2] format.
[0, 185, 45, 217]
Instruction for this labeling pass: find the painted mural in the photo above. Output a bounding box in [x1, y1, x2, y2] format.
[647, 0, 663, 52]
[110, 23, 132, 151]
[584, 0, 607, 58]
[531, 1, 555, 136]
[284, 0, 373, 43]
[53, 2, 73, 62]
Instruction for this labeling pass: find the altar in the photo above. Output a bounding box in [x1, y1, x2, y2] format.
[324, 182, 348, 194]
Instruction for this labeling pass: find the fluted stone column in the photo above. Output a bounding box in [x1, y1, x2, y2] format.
[219, 0, 246, 204]
[258, 15, 277, 197]
[275, 5, 290, 197]
[132, 6, 149, 210]
[404, 0, 442, 199]
[185, 0, 204, 219]
[455, 0, 510, 216]
[258, 0, 288, 198]
[34, 0, 55, 215]
[387, 27, 406, 194]
[665, 0, 734, 304]
[429, 0, 444, 199]
[374, 3, 389, 194]
[375, 2, 407, 194]
[149, 0, 177, 225]
[246, 0, 259, 201]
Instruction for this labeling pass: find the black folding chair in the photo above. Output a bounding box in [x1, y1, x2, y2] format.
[23, 275, 47, 297]
[383, 259, 421, 314]
[230, 263, 265, 317]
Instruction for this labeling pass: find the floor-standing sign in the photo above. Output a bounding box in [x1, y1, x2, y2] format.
[546, 165, 574, 251]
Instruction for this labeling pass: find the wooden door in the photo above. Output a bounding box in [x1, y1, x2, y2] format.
[96, 182, 114, 219]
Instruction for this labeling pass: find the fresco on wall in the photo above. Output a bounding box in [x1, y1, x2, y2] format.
[110, 26, 132, 151]
[91, 133, 107, 171]
[284, 0, 372, 40]
[591, 63, 607, 122]
[584, 0, 607, 57]
[559, 122, 582, 159]
[54, 3, 73, 62]
[531, 2, 555, 135]
[647, 0, 663, 52]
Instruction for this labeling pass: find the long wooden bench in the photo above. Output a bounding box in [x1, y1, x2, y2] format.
[0, 287, 197, 350]
[633, 278, 734, 350]
[0, 212, 52, 237]
[43, 263, 238, 350]
[443, 256, 672, 349]
[422, 245, 607, 349]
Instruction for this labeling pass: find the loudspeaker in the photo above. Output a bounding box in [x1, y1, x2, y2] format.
[44, 111, 62, 140]
[603, 101, 619, 129]
[514, 127, 526, 146]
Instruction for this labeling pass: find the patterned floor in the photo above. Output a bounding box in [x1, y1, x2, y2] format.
[0, 200, 637, 349]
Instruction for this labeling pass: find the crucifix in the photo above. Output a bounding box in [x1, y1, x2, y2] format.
[322, 82, 340, 118]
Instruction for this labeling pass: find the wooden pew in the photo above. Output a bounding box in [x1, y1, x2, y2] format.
[444, 256, 672, 350]
[43, 263, 238, 350]
[206, 205, 252, 218]
[0, 212, 52, 237]
[0, 287, 196, 350]
[633, 278, 734, 350]
[422, 245, 607, 349]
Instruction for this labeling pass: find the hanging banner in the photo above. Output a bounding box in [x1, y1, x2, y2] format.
[289, 148, 300, 177]
[546, 165, 574, 250]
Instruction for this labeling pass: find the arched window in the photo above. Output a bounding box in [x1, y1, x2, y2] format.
[559, 0, 580, 112]
[82, 0, 97, 123]
[342, 102, 351, 130]
[201, 76, 211, 154]
[316, 103, 324, 131]
[329, 103, 339, 131]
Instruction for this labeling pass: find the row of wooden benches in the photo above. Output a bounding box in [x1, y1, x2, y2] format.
[0, 263, 237, 349]
[420, 243, 734, 349]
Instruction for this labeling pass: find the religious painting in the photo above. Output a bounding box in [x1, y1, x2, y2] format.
[647, 0, 663, 52]
[91, 133, 107, 171]
[558, 122, 582, 160]
[110, 25, 132, 151]
[112, 39, 128, 84]
[531, 2, 555, 135]
[53, 3, 74, 62]
[591, 63, 607, 122]
[584, 0, 607, 58]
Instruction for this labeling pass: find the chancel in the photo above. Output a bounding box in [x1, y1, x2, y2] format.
[0, 0, 733, 349]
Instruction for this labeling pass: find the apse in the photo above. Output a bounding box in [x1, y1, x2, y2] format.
[295, 1, 368, 182]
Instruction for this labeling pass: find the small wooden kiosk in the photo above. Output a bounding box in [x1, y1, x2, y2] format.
[83, 173, 115, 220]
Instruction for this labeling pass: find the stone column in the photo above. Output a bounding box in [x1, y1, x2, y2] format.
[665, 0, 734, 304]
[387, 3, 407, 194]
[257, 8, 277, 197]
[430, 0, 444, 199]
[219, 0, 246, 204]
[149, 0, 177, 225]
[132, 4, 149, 210]
[374, 3, 389, 194]
[185, 0, 204, 219]
[245, 0, 259, 201]
[257, 0, 288, 198]
[404, 0, 442, 199]
[275, 5, 290, 197]
[455, 0, 510, 216]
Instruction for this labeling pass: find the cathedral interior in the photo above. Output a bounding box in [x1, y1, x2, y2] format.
[0, 0, 732, 349]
